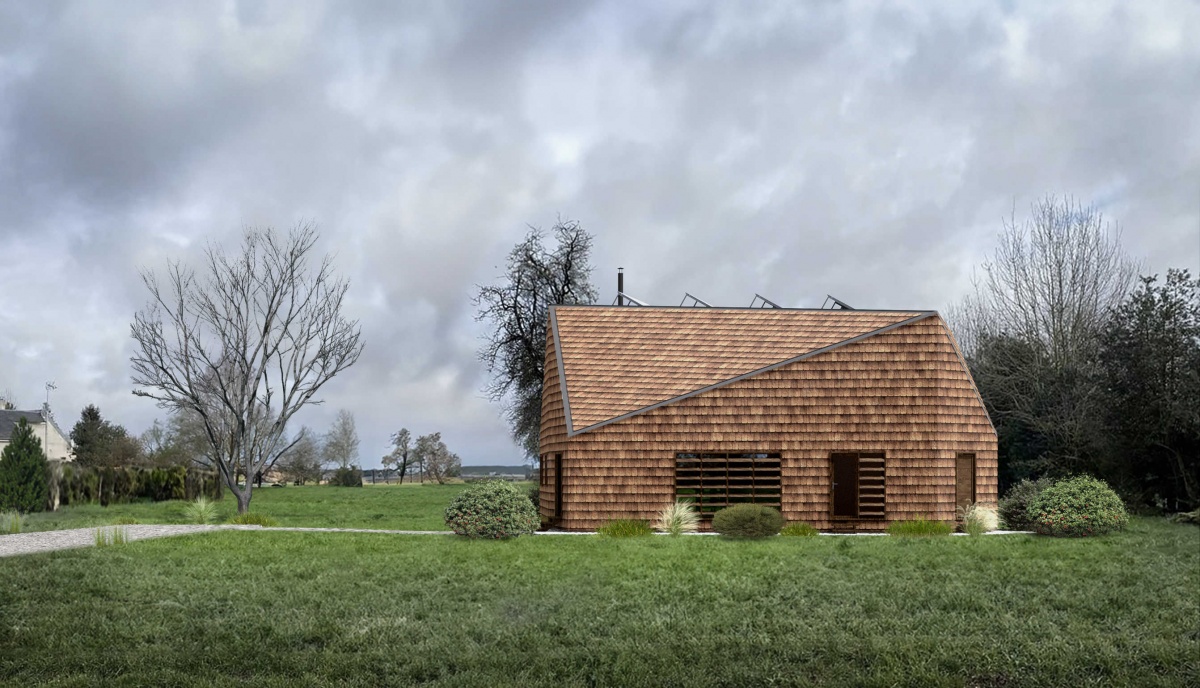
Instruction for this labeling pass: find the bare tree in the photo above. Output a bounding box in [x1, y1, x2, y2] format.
[474, 219, 596, 463]
[277, 426, 323, 485]
[130, 224, 364, 513]
[950, 197, 1139, 475]
[413, 432, 461, 484]
[322, 409, 360, 470]
[383, 428, 413, 483]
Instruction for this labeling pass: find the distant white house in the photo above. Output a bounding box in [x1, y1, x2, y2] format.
[0, 407, 74, 462]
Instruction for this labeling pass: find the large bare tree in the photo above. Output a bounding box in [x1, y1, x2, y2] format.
[951, 197, 1138, 477]
[474, 220, 596, 462]
[130, 224, 363, 512]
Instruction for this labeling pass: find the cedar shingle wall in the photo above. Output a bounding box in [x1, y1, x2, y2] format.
[552, 316, 997, 531]
[538, 323, 568, 519]
[555, 307, 921, 429]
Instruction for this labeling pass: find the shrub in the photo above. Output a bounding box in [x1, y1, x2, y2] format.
[328, 467, 363, 487]
[1, 510, 24, 534]
[887, 518, 953, 537]
[999, 476, 1055, 530]
[527, 485, 541, 510]
[597, 519, 654, 537]
[712, 504, 784, 538]
[227, 512, 279, 527]
[0, 417, 49, 513]
[654, 500, 700, 536]
[183, 496, 219, 524]
[1028, 475, 1128, 537]
[444, 480, 540, 539]
[56, 464, 218, 506]
[780, 522, 819, 537]
[959, 503, 1000, 536]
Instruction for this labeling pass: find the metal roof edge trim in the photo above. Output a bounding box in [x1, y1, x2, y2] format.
[550, 307, 574, 434]
[566, 311, 937, 437]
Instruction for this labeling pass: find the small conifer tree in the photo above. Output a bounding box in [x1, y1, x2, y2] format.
[0, 417, 49, 512]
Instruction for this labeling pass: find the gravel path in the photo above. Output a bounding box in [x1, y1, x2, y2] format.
[0, 525, 264, 558]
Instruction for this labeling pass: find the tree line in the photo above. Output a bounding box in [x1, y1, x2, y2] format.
[952, 197, 1199, 512]
[64, 404, 463, 487]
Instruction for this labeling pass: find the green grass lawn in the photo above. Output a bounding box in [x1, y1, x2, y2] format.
[1, 518, 1196, 687]
[22, 482, 477, 532]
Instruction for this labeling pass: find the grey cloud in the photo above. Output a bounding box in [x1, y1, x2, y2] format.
[1, 1, 1197, 467]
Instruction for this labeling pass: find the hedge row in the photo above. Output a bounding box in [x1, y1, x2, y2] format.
[54, 464, 222, 507]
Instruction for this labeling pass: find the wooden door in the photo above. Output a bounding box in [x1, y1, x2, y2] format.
[553, 453, 563, 522]
[831, 453, 859, 518]
[955, 453, 976, 511]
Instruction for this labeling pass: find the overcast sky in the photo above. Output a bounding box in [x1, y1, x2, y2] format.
[1, 1, 1197, 468]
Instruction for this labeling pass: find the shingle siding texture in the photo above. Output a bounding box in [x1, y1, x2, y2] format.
[539, 311, 997, 531]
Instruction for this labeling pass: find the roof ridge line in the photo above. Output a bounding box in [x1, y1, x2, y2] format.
[566, 311, 937, 437]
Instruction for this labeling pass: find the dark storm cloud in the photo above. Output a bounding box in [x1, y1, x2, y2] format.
[1, 1, 1196, 466]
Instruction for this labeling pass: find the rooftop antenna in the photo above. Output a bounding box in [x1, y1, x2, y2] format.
[43, 381, 56, 455]
[749, 294, 781, 309]
[821, 295, 855, 310]
[680, 293, 711, 307]
[612, 268, 648, 306]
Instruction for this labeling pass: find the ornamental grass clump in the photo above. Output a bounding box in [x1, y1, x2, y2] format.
[597, 519, 654, 537]
[1, 510, 24, 534]
[887, 518, 953, 537]
[182, 496, 218, 524]
[653, 500, 700, 536]
[780, 521, 819, 537]
[444, 480, 539, 539]
[227, 512, 279, 527]
[959, 503, 1000, 536]
[1028, 475, 1128, 537]
[94, 526, 128, 547]
[712, 504, 784, 539]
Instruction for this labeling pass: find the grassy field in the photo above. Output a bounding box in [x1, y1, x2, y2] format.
[1, 517, 1196, 686]
[22, 482, 476, 532]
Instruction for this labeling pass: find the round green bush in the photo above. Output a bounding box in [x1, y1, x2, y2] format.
[444, 480, 540, 539]
[712, 504, 784, 538]
[1028, 475, 1128, 537]
[999, 476, 1055, 530]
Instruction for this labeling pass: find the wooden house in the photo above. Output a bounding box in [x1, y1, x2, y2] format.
[537, 306, 997, 531]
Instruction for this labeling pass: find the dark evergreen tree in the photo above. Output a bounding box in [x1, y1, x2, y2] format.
[0, 417, 49, 513]
[69, 404, 106, 465]
[1099, 269, 1200, 510]
[69, 404, 143, 467]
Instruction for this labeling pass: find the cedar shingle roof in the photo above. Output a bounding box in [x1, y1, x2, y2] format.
[551, 306, 930, 432]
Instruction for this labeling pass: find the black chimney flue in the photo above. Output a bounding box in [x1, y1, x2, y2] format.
[617, 268, 624, 306]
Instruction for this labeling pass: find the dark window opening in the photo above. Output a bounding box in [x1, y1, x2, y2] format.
[955, 453, 976, 513]
[830, 452, 886, 519]
[675, 452, 782, 519]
